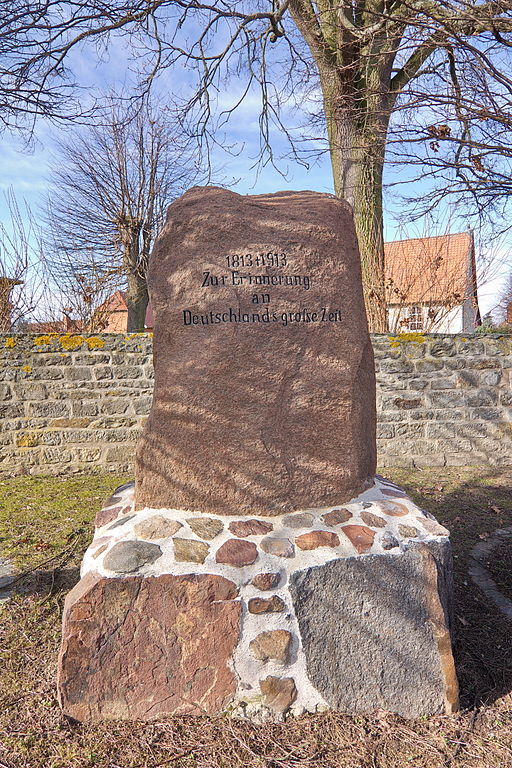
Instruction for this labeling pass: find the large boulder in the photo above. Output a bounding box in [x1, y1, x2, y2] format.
[135, 187, 376, 515]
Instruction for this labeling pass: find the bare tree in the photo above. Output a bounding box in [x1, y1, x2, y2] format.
[3, 2, 512, 330]
[46, 97, 202, 331]
[495, 270, 512, 324]
[0, 190, 55, 330]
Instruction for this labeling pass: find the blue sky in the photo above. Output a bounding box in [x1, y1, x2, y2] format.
[0, 30, 510, 319]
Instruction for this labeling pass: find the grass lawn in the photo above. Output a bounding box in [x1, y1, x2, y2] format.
[0, 467, 511, 768]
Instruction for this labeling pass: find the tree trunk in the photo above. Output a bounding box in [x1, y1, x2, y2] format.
[127, 270, 149, 331]
[124, 225, 149, 332]
[320, 76, 389, 333]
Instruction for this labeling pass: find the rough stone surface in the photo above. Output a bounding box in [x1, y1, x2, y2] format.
[248, 595, 285, 614]
[216, 539, 258, 566]
[381, 532, 400, 550]
[360, 510, 387, 528]
[295, 531, 340, 550]
[108, 515, 135, 530]
[133, 516, 182, 539]
[57, 572, 241, 720]
[260, 537, 295, 558]
[260, 676, 297, 714]
[103, 541, 162, 573]
[417, 516, 450, 536]
[289, 542, 459, 717]
[340, 525, 375, 554]
[1, 335, 511, 478]
[251, 572, 281, 591]
[187, 517, 224, 540]
[228, 519, 273, 537]
[322, 509, 351, 526]
[135, 187, 376, 514]
[376, 501, 410, 517]
[92, 544, 108, 559]
[283, 513, 314, 529]
[173, 538, 209, 564]
[95, 505, 124, 528]
[399, 524, 419, 538]
[249, 630, 292, 662]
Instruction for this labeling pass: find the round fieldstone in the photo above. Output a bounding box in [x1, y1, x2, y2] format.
[260, 676, 297, 714]
[228, 519, 273, 537]
[216, 539, 258, 567]
[381, 488, 407, 498]
[381, 532, 399, 550]
[187, 517, 224, 540]
[249, 630, 292, 662]
[95, 505, 124, 528]
[376, 501, 410, 517]
[340, 525, 375, 554]
[260, 537, 294, 558]
[103, 541, 162, 573]
[133, 516, 182, 540]
[173, 538, 210, 563]
[322, 509, 351, 526]
[416, 516, 449, 536]
[107, 515, 135, 530]
[248, 595, 285, 614]
[399, 524, 419, 538]
[251, 572, 281, 591]
[361, 510, 387, 528]
[283, 513, 314, 529]
[295, 531, 340, 550]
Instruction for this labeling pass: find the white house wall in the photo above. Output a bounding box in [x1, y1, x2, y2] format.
[387, 305, 463, 334]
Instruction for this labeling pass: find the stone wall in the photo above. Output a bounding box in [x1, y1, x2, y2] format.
[0, 333, 154, 477]
[0, 332, 510, 476]
[373, 334, 511, 468]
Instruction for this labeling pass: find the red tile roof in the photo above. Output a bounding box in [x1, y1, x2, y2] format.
[384, 232, 474, 306]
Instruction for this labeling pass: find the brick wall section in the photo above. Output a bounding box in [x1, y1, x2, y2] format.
[0, 333, 510, 476]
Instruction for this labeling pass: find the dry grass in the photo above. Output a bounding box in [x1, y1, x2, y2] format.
[0, 467, 511, 768]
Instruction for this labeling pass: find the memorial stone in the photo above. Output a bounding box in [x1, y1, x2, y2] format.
[58, 187, 458, 722]
[135, 187, 376, 514]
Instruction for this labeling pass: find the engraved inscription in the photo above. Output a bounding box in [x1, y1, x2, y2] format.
[182, 251, 342, 327]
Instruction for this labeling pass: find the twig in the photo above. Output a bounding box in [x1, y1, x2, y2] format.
[0, 533, 82, 590]
[119, 747, 198, 768]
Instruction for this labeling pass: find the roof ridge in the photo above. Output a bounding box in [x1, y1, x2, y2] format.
[385, 231, 470, 247]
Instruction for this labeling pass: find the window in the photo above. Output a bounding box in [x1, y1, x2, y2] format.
[407, 305, 423, 331]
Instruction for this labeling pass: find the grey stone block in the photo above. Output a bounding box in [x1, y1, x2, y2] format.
[464, 389, 498, 407]
[430, 341, 456, 357]
[289, 541, 458, 717]
[0, 384, 11, 400]
[414, 359, 444, 372]
[65, 367, 92, 381]
[428, 391, 465, 408]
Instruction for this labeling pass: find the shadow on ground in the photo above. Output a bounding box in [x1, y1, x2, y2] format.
[391, 466, 512, 709]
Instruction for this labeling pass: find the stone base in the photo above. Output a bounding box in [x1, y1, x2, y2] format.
[57, 477, 458, 721]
